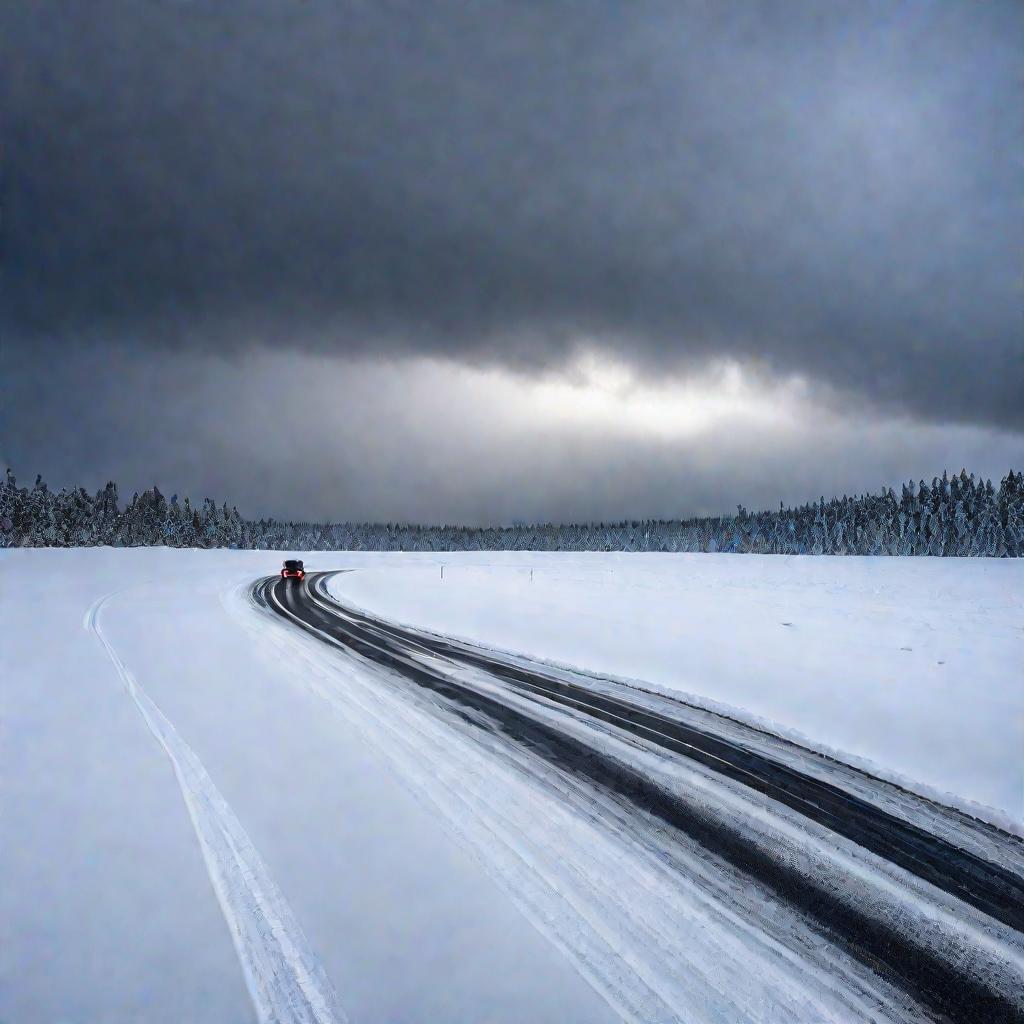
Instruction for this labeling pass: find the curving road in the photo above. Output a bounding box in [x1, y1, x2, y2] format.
[255, 571, 1024, 1024]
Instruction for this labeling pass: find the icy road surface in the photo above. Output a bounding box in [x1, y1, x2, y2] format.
[2, 548, 1022, 1023]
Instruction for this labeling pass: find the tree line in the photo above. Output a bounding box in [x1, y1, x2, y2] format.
[2, 467, 1022, 556]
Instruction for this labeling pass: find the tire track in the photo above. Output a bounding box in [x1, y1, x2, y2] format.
[87, 591, 348, 1024]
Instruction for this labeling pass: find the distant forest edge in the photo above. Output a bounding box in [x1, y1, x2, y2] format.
[2, 468, 1023, 556]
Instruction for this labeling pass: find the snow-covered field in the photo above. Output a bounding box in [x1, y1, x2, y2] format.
[329, 553, 1023, 826]
[2, 547, 1021, 1023]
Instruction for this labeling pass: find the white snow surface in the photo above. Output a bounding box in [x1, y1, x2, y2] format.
[87, 591, 347, 1024]
[1, 548, 617, 1024]
[3, 547, 1021, 1024]
[327, 552, 1023, 829]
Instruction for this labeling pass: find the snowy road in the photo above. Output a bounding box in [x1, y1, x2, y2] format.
[257, 571, 1024, 1024]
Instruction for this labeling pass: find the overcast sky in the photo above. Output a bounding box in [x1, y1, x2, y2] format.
[3, 1, 1022, 523]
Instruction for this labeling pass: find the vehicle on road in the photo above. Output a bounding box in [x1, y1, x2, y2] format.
[281, 559, 305, 581]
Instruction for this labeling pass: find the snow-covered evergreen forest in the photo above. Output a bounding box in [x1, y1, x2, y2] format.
[2, 467, 1022, 555]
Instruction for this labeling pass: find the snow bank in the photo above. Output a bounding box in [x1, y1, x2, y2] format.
[328, 553, 1024, 828]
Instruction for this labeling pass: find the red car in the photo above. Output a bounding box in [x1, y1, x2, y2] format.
[281, 559, 305, 580]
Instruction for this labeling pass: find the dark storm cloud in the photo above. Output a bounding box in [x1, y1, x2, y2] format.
[5, 342, 1022, 524]
[3, 0, 1022, 428]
